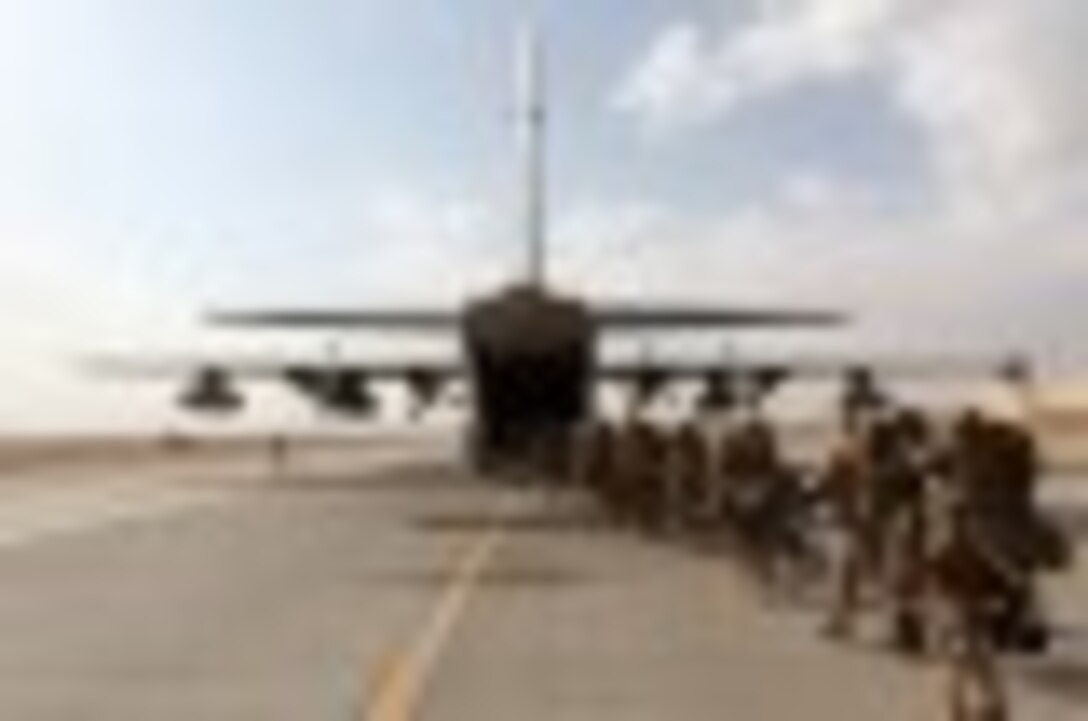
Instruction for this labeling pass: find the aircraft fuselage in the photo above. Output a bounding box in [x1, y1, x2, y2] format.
[463, 284, 594, 472]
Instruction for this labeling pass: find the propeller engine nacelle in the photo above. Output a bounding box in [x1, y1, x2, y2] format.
[405, 369, 446, 420]
[695, 370, 739, 413]
[743, 365, 791, 409]
[178, 367, 244, 415]
[998, 355, 1032, 386]
[841, 366, 886, 416]
[285, 368, 379, 419]
[629, 366, 670, 410]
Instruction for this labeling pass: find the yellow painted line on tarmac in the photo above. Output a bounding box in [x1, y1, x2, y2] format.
[697, 556, 766, 649]
[365, 522, 506, 721]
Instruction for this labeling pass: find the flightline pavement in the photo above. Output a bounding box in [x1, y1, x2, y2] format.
[0, 442, 1078, 720]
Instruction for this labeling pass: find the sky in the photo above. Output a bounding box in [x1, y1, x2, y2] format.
[0, 0, 1086, 431]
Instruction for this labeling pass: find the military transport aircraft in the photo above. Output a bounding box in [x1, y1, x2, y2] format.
[96, 28, 1027, 472]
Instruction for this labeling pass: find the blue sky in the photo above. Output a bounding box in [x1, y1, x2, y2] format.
[0, 0, 1085, 429]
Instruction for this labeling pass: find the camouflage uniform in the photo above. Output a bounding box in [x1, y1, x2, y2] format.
[871, 410, 934, 652]
[570, 422, 615, 496]
[718, 417, 801, 586]
[941, 414, 1063, 653]
[929, 500, 1011, 721]
[819, 420, 873, 638]
[612, 419, 669, 531]
[662, 422, 712, 533]
[926, 411, 1059, 721]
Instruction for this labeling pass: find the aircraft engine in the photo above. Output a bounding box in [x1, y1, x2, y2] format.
[405, 369, 445, 420]
[285, 368, 379, 418]
[841, 366, 885, 414]
[323, 372, 379, 417]
[745, 365, 790, 408]
[630, 366, 669, 409]
[178, 367, 244, 415]
[997, 356, 1032, 386]
[695, 370, 739, 413]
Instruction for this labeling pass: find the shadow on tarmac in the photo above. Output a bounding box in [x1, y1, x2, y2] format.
[371, 564, 589, 591]
[1016, 654, 1088, 704]
[411, 508, 602, 535]
[1046, 504, 1088, 540]
[268, 462, 470, 493]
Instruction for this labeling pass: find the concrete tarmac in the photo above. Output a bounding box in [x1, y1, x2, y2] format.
[0, 439, 1081, 720]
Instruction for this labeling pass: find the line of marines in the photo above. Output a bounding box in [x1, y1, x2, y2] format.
[565, 392, 1074, 721]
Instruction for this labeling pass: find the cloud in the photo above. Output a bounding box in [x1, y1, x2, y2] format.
[891, 0, 1086, 221]
[0, 182, 514, 431]
[0, 217, 195, 431]
[342, 189, 511, 302]
[614, 0, 1088, 221]
[606, 0, 1088, 362]
[612, 0, 896, 128]
[0, 0, 1083, 430]
[549, 167, 1088, 361]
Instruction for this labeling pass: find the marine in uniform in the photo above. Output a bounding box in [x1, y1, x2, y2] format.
[662, 421, 712, 534]
[818, 413, 874, 638]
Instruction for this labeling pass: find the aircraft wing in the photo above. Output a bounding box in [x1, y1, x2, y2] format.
[209, 301, 841, 331]
[88, 354, 464, 418]
[599, 352, 1029, 381]
[597, 352, 1029, 409]
[88, 355, 460, 378]
[589, 304, 845, 330]
[208, 309, 461, 330]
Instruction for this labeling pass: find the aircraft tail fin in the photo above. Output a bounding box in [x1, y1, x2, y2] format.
[517, 22, 548, 288]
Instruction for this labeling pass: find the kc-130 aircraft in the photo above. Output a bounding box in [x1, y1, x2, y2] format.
[101, 29, 1026, 472]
